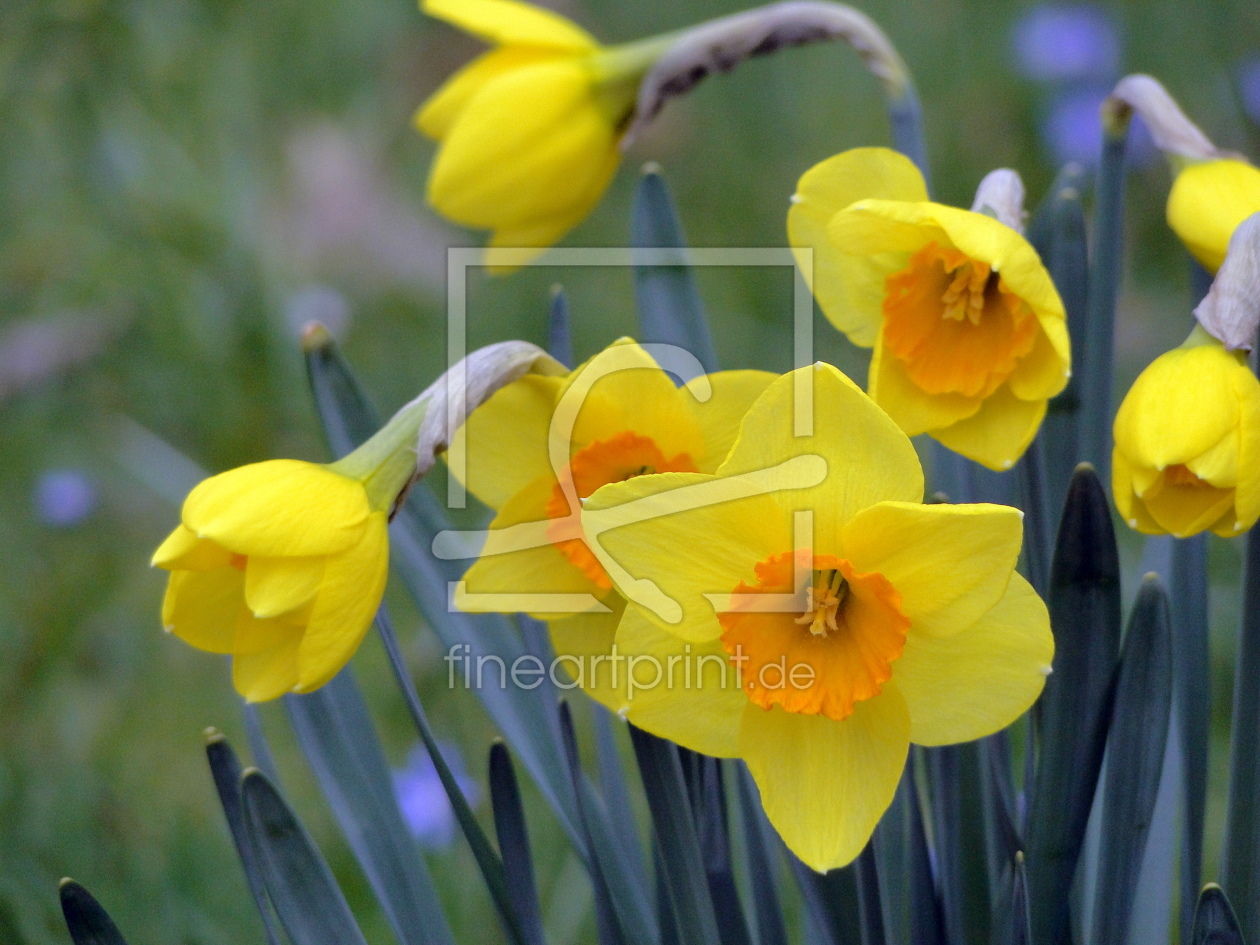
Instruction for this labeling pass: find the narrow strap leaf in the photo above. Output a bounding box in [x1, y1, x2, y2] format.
[374, 608, 530, 945]
[1093, 575, 1174, 944]
[1223, 518, 1260, 942]
[1026, 465, 1122, 945]
[989, 853, 1032, 945]
[1191, 885, 1245, 945]
[854, 842, 886, 945]
[59, 880, 129, 945]
[926, 743, 991, 945]
[204, 731, 284, 945]
[241, 769, 372, 945]
[631, 167, 718, 380]
[629, 725, 722, 945]
[735, 764, 788, 945]
[1172, 534, 1211, 938]
[285, 669, 456, 945]
[241, 701, 282, 785]
[549, 285, 574, 368]
[593, 708, 651, 888]
[788, 853, 861, 945]
[490, 742, 547, 945]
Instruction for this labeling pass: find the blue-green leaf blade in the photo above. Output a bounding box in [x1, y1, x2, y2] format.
[1192, 885, 1245, 945]
[285, 669, 456, 945]
[1093, 575, 1173, 944]
[59, 881, 129, 945]
[631, 167, 717, 380]
[1026, 465, 1122, 945]
[241, 768, 372, 945]
[489, 742, 547, 945]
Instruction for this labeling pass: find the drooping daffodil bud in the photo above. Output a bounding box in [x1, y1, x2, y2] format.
[789, 147, 1070, 471]
[418, 0, 915, 270]
[1113, 216, 1260, 538]
[1104, 74, 1260, 274]
[153, 336, 564, 701]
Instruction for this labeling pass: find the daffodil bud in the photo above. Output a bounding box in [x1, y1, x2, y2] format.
[1112, 326, 1260, 539]
[1194, 213, 1260, 351]
[1103, 73, 1260, 274]
[153, 336, 562, 702]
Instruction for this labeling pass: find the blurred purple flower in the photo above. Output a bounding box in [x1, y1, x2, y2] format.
[35, 469, 97, 527]
[1041, 86, 1157, 168]
[1240, 58, 1260, 125]
[393, 741, 480, 851]
[1013, 4, 1119, 82]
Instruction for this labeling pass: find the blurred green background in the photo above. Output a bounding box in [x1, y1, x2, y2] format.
[2, 0, 1259, 942]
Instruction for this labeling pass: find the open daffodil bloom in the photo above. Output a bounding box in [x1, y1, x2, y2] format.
[580, 363, 1053, 870]
[789, 147, 1070, 470]
[1113, 328, 1260, 538]
[448, 339, 774, 670]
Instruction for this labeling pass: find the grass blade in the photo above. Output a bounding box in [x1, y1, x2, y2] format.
[1093, 575, 1174, 945]
[788, 854, 861, 945]
[204, 730, 284, 945]
[285, 669, 455, 945]
[854, 842, 886, 945]
[1026, 465, 1122, 945]
[549, 285, 573, 367]
[1192, 885, 1245, 945]
[926, 743, 990, 945]
[241, 768, 371, 945]
[631, 166, 717, 380]
[59, 880, 129, 945]
[490, 742, 547, 945]
[629, 725, 721, 945]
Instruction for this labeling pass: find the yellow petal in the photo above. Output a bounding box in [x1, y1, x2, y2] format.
[245, 555, 326, 619]
[1111, 450, 1167, 535]
[547, 599, 625, 712]
[1114, 345, 1241, 469]
[295, 514, 391, 692]
[423, 0, 597, 50]
[564, 340, 705, 466]
[684, 370, 778, 473]
[582, 472, 789, 641]
[460, 475, 604, 618]
[1167, 160, 1260, 273]
[842, 501, 1023, 638]
[868, 332, 983, 436]
[416, 47, 561, 140]
[233, 626, 305, 702]
[183, 460, 370, 557]
[788, 147, 928, 348]
[152, 525, 233, 571]
[718, 364, 924, 544]
[894, 573, 1052, 745]
[932, 383, 1047, 471]
[449, 373, 565, 511]
[1007, 317, 1071, 401]
[162, 567, 244, 653]
[483, 199, 605, 272]
[1232, 366, 1260, 531]
[830, 200, 1066, 334]
[603, 605, 746, 757]
[739, 687, 910, 872]
[427, 59, 617, 232]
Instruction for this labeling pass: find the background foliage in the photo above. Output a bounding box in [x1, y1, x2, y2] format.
[2, 0, 1259, 942]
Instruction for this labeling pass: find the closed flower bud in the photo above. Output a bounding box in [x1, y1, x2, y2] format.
[1105, 73, 1260, 274]
[1112, 327, 1260, 538]
[154, 338, 562, 701]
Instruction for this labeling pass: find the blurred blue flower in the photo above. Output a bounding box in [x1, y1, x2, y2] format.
[35, 469, 96, 528]
[1240, 57, 1260, 125]
[393, 741, 480, 851]
[1041, 86, 1158, 168]
[1012, 4, 1119, 83]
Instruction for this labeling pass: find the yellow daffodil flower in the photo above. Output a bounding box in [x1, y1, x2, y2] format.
[152, 388, 435, 702]
[417, 0, 668, 267]
[788, 147, 1071, 471]
[579, 363, 1053, 871]
[448, 338, 775, 684]
[1167, 160, 1260, 274]
[1113, 327, 1260, 538]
